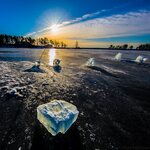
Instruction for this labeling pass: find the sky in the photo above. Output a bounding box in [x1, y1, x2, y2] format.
[0, 0, 150, 47]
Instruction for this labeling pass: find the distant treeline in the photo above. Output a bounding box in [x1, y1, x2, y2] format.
[0, 34, 67, 48]
[109, 44, 150, 50]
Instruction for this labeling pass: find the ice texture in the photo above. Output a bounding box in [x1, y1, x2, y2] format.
[37, 100, 79, 136]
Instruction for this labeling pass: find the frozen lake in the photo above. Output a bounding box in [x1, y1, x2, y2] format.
[0, 48, 150, 66]
[0, 48, 150, 149]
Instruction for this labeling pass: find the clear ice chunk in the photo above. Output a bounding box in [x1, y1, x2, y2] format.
[37, 100, 79, 136]
[135, 55, 148, 63]
[86, 58, 95, 67]
[114, 53, 122, 61]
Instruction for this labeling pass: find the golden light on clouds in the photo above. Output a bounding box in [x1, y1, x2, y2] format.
[26, 10, 150, 48]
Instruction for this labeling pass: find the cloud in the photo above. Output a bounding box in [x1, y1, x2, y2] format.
[57, 10, 150, 39]
[25, 9, 107, 37]
[25, 9, 150, 47]
[25, 2, 136, 37]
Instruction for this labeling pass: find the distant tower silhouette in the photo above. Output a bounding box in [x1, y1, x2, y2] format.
[75, 40, 79, 48]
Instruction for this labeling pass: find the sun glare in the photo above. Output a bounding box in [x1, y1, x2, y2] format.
[51, 24, 59, 33]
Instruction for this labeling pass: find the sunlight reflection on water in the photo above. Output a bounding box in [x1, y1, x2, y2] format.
[48, 48, 56, 66]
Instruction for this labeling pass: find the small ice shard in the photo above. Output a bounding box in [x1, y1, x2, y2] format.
[114, 53, 122, 61]
[53, 59, 61, 66]
[143, 58, 148, 62]
[86, 58, 95, 67]
[35, 60, 41, 68]
[53, 59, 61, 73]
[135, 55, 148, 63]
[37, 100, 79, 136]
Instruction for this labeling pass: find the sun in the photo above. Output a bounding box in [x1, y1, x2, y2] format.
[51, 24, 59, 33]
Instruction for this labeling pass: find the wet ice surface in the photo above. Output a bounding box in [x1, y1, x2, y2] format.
[37, 100, 79, 136]
[0, 48, 150, 150]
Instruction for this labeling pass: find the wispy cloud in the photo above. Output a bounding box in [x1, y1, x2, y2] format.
[25, 9, 109, 37]
[25, 1, 136, 37]
[58, 10, 150, 39]
[25, 9, 150, 47]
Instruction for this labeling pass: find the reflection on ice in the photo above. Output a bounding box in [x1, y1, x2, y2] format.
[37, 100, 79, 136]
[49, 48, 56, 66]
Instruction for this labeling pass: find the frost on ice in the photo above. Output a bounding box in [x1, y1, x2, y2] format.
[37, 100, 79, 136]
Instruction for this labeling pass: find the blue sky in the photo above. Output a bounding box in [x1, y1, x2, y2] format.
[0, 0, 150, 47]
